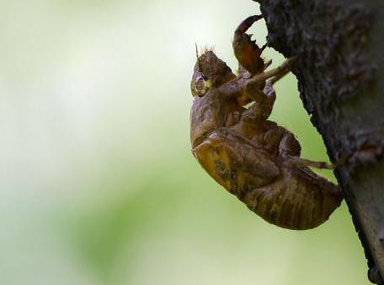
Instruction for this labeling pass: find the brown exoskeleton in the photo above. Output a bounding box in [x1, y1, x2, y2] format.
[190, 15, 343, 230]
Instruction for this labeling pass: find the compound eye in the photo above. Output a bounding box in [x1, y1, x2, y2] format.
[194, 75, 210, 96]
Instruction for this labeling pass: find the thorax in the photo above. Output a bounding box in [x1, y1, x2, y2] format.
[190, 89, 240, 148]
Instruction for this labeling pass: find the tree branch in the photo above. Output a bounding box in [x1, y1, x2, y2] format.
[254, 0, 384, 283]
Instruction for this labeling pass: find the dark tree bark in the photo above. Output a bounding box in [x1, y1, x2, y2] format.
[254, 0, 384, 283]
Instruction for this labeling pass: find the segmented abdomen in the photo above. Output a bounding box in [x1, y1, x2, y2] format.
[192, 128, 342, 230]
[242, 164, 342, 230]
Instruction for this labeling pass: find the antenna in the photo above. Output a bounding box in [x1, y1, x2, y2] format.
[195, 43, 199, 59]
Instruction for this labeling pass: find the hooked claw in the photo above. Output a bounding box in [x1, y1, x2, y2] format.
[233, 15, 266, 75]
[234, 14, 263, 34]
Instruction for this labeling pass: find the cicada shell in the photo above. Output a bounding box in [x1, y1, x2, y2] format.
[190, 45, 342, 230]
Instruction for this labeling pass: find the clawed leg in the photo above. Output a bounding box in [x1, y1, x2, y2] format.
[279, 127, 334, 170]
[233, 15, 265, 74]
[285, 156, 336, 170]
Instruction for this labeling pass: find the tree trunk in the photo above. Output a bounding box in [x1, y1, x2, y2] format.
[254, 0, 384, 283]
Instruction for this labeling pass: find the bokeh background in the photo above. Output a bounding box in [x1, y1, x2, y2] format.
[1, 0, 370, 284]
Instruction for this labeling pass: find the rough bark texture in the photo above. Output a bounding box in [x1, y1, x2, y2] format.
[254, 0, 384, 283]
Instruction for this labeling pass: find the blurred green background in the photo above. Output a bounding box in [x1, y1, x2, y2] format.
[0, 0, 369, 284]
